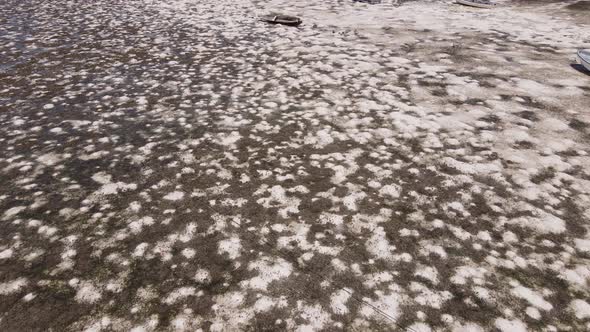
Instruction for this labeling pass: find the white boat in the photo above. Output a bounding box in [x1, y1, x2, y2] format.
[456, 0, 497, 9]
[578, 49, 590, 72]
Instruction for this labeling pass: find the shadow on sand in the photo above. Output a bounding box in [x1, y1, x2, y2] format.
[571, 63, 590, 76]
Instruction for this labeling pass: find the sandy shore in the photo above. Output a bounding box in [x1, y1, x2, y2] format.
[1, 0, 590, 331]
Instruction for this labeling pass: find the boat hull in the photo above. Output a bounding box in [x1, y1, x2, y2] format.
[456, 0, 496, 9]
[578, 50, 590, 72]
[260, 15, 302, 27]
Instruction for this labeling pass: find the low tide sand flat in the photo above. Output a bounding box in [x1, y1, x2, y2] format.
[1, 0, 590, 331]
[456, 0, 497, 9]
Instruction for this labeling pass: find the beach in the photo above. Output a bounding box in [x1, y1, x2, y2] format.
[1, 0, 590, 331]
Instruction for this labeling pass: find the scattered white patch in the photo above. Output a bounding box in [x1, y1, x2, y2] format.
[379, 184, 401, 198]
[133, 243, 149, 257]
[209, 291, 252, 331]
[242, 257, 293, 291]
[164, 287, 196, 304]
[163, 191, 184, 201]
[0, 278, 28, 295]
[415, 265, 439, 285]
[218, 236, 241, 259]
[509, 209, 565, 234]
[441, 157, 501, 175]
[0, 248, 14, 259]
[342, 191, 367, 211]
[2, 206, 26, 219]
[75, 281, 102, 304]
[330, 288, 352, 315]
[172, 313, 202, 332]
[364, 271, 394, 288]
[130, 315, 160, 332]
[407, 322, 432, 332]
[181, 248, 195, 259]
[128, 216, 154, 234]
[304, 129, 334, 148]
[360, 289, 402, 321]
[570, 299, 590, 319]
[129, 201, 142, 212]
[319, 213, 344, 226]
[194, 268, 211, 284]
[574, 238, 590, 253]
[511, 285, 553, 311]
[95, 181, 137, 196]
[37, 152, 62, 166]
[495, 318, 527, 332]
[256, 185, 301, 218]
[297, 303, 333, 332]
[214, 131, 241, 148]
[253, 296, 279, 313]
[472, 286, 491, 302]
[410, 282, 452, 309]
[526, 306, 541, 320]
[23, 292, 37, 302]
[366, 226, 395, 260]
